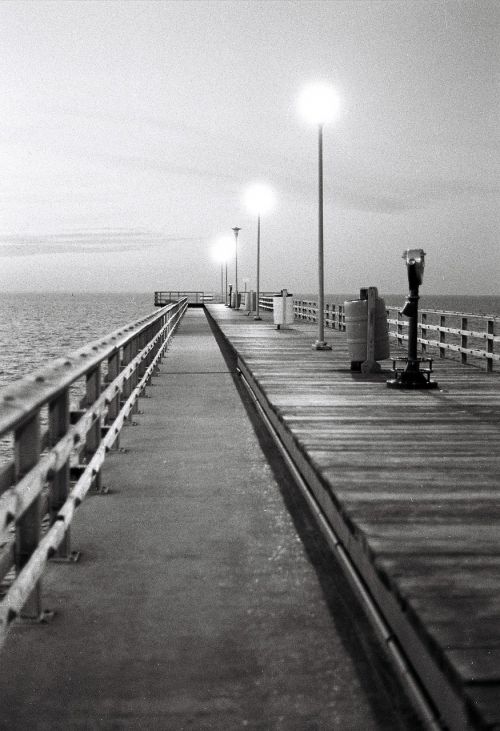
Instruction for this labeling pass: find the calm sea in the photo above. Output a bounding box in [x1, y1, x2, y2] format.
[0, 292, 153, 389]
[0, 291, 499, 389]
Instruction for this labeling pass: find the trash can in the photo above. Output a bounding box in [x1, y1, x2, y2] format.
[244, 291, 256, 312]
[231, 293, 242, 309]
[345, 287, 389, 370]
[272, 289, 294, 329]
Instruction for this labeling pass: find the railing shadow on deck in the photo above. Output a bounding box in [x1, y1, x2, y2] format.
[0, 298, 188, 647]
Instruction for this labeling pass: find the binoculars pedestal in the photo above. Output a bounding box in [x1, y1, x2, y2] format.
[387, 357, 439, 389]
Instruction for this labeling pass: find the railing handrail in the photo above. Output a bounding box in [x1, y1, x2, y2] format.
[0, 298, 188, 647]
[386, 304, 500, 322]
[258, 295, 498, 371]
[0, 302, 185, 438]
[154, 291, 215, 305]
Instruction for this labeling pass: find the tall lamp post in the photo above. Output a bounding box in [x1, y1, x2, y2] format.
[212, 236, 233, 305]
[298, 82, 341, 350]
[244, 182, 275, 321]
[232, 226, 241, 309]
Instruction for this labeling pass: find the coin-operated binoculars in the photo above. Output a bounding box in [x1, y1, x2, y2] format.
[387, 249, 438, 389]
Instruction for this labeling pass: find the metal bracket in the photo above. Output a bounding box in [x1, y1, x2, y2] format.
[19, 609, 55, 625]
[50, 550, 81, 564]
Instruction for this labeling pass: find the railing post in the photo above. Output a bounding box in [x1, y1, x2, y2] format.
[421, 312, 427, 356]
[487, 319, 494, 373]
[85, 365, 102, 492]
[131, 335, 140, 415]
[397, 309, 403, 346]
[121, 341, 133, 420]
[14, 413, 43, 618]
[48, 389, 74, 560]
[461, 316, 468, 366]
[439, 315, 446, 359]
[106, 350, 121, 448]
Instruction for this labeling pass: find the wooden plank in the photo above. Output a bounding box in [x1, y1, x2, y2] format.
[207, 305, 500, 729]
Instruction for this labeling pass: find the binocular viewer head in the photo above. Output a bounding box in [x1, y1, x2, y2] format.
[402, 248, 426, 288]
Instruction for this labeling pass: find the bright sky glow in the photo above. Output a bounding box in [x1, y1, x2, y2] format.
[298, 82, 342, 126]
[0, 1, 498, 294]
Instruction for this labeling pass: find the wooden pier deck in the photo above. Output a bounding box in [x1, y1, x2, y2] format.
[206, 304, 500, 731]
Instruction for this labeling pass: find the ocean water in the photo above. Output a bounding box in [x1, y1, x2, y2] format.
[0, 291, 499, 389]
[0, 292, 154, 388]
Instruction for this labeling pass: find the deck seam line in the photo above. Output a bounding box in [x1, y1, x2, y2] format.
[237, 364, 443, 731]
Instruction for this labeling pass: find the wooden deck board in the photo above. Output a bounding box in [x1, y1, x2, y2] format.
[207, 306, 500, 730]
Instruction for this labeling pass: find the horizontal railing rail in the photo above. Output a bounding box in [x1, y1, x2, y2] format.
[386, 306, 499, 372]
[293, 298, 347, 331]
[259, 296, 498, 371]
[257, 294, 279, 313]
[259, 296, 347, 331]
[155, 291, 215, 306]
[0, 298, 188, 647]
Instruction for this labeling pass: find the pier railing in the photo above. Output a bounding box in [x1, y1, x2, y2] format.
[386, 306, 499, 372]
[0, 298, 187, 646]
[259, 296, 347, 331]
[155, 291, 216, 306]
[259, 295, 499, 371]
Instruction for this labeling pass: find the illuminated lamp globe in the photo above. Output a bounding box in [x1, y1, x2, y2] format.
[244, 182, 276, 216]
[298, 82, 341, 125]
[212, 235, 234, 263]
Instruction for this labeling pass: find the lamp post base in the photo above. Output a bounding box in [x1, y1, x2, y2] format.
[312, 340, 332, 351]
[254, 316, 262, 321]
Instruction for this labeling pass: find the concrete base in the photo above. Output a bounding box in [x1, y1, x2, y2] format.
[312, 340, 332, 351]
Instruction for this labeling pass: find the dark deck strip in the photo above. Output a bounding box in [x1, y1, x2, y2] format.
[207, 305, 500, 730]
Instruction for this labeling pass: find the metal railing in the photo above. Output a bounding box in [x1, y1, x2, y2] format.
[0, 298, 187, 647]
[259, 296, 498, 371]
[155, 291, 215, 306]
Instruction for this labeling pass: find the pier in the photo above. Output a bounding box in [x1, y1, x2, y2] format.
[0, 297, 499, 729]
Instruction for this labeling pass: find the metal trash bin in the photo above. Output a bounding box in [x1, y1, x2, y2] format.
[345, 287, 389, 371]
[272, 289, 294, 329]
[244, 291, 256, 312]
[231, 293, 242, 309]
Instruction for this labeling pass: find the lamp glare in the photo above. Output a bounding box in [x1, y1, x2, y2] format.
[298, 82, 341, 125]
[244, 182, 276, 216]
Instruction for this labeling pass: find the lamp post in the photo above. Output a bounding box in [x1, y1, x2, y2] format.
[232, 226, 241, 309]
[244, 182, 275, 321]
[298, 82, 341, 350]
[212, 236, 233, 306]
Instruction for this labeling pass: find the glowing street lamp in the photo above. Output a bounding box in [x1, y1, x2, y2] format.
[244, 182, 276, 321]
[232, 226, 241, 308]
[212, 235, 234, 305]
[298, 81, 341, 350]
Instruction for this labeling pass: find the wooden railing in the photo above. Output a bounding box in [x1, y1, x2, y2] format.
[386, 306, 500, 372]
[293, 299, 346, 331]
[0, 298, 187, 646]
[259, 296, 346, 331]
[155, 291, 216, 306]
[259, 296, 499, 371]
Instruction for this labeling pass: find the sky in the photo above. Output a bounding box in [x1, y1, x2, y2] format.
[0, 0, 498, 295]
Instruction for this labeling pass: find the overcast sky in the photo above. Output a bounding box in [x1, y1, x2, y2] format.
[1, 0, 498, 294]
